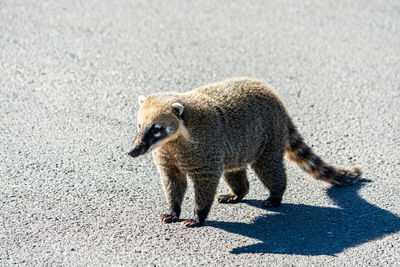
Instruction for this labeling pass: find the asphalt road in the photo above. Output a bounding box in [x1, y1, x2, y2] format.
[1, 0, 399, 266]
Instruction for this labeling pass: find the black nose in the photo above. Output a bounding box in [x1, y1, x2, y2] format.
[127, 148, 140, 158]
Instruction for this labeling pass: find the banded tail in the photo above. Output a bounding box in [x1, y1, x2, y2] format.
[285, 120, 362, 186]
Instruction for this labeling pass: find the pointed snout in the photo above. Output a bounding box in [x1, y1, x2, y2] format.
[127, 130, 149, 158]
[127, 147, 141, 158]
[127, 143, 149, 158]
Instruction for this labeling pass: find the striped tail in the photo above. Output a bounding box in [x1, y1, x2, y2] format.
[285, 120, 362, 186]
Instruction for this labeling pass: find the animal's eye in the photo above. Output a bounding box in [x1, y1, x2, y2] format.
[153, 124, 162, 131]
[151, 124, 164, 137]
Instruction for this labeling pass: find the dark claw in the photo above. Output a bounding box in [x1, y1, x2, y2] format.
[261, 197, 282, 208]
[182, 219, 202, 227]
[160, 214, 178, 223]
[216, 194, 243, 204]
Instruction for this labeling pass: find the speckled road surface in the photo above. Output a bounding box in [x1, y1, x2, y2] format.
[1, 0, 399, 265]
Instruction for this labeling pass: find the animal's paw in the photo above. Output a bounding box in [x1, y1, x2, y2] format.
[181, 219, 202, 227]
[261, 197, 281, 208]
[160, 214, 178, 223]
[216, 194, 242, 204]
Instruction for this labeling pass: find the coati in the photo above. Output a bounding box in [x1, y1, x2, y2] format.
[128, 78, 362, 227]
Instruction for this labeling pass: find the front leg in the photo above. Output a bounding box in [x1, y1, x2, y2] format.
[159, 164, 187, 223]
[182, 175, 220, 227]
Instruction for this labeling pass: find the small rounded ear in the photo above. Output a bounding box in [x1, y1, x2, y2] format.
[138, 95, 146, 106]
[171, 102, 184, 118]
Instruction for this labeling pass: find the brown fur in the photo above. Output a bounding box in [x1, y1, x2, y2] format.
[129, 78, 362, 227]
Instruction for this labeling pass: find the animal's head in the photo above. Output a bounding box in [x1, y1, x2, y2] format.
[127, 93, 187, 158]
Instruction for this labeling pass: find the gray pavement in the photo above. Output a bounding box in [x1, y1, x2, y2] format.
[1, 0, 399, 265]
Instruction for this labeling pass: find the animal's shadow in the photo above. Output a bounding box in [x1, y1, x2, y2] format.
[208, 180, 400, 255]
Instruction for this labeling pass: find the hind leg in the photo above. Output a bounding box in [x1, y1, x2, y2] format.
[251, 152, 286, 208]
[217, 169, 249, 203]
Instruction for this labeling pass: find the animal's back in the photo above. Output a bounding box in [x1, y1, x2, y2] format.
[185, 78, 289, 168]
